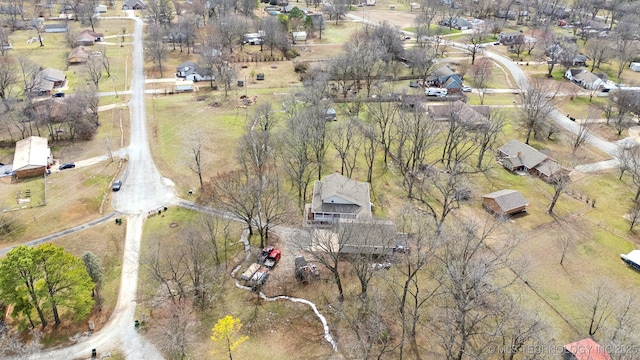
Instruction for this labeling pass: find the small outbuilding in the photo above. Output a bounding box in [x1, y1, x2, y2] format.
[630, 62, 640, 72]
[12, 136, 52, 179]
[482, 189, 529, 216]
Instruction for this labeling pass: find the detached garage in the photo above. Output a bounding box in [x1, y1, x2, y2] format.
[12, 136, 52, 179]
[482, 189, 529, 216]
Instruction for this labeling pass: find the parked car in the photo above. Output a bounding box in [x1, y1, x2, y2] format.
[461, 86, 472, 92]
[112, 180, 122, 191]
[59, 162, 75, 170]
[52, 92, 65, 98]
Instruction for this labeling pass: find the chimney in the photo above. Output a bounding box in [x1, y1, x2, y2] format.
[517, 151, 522, 157]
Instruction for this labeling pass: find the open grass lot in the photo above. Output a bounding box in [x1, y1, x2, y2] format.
[0, 159, 121, 247]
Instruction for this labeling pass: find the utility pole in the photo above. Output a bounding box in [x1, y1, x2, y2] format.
[107, 137, 113, 162]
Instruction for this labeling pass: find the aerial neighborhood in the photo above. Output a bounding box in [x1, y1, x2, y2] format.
[2, 0, 640, 359]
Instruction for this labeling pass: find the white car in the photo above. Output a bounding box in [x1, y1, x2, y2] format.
[461, 86, 472, 92]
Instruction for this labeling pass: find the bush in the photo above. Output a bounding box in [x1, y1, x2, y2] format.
[285, 48, 300, 59]
[294, 61, 309, 74]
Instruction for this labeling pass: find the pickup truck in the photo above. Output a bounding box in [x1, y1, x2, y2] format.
[240, 263, 261, 281]
[264, 249, 281, 269]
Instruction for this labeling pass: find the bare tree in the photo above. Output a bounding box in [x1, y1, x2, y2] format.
[570, 117, 593, 153]
[547, 171, 570, 214]
[518, 79, 558, 144]
[200, 170, 258, 237]
[145, 24, 168, 77]
[582, 281, 614, 337]
[148, 299, 198, 359]
[329, 118, 362, 178]
[252, 167, 293, 248]
[365, 90, 399, 165]
[616, 144, 637, 180]
[466, 28, 487, 65]
[471, 58, 493, 105]
[476, 111, 505, 170]
[493, 296, 550, 360]
[627, 201, 640, 232]
[0, 56, 17, 106]
[302, 225, 346, 302]
[183, 128, 207, 189]
[85, 56, 103, 89]
[585, 37, 612, 72]
[0, 28, 11, 56]
[433, 218, 522, 360]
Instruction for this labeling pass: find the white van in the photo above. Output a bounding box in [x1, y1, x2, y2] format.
[425, 88, 448, 97]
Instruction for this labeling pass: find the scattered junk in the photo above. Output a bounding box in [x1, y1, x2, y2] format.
[393, 234, 410, 254]
[241, 263, 261, 281]
[295, 255, 319, 283]
[256, 73, 265, 81]
[371, 262, 392, 270]
[258, 245, 275, 264]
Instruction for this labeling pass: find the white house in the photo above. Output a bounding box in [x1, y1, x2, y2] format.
[564, 69, 605, 90]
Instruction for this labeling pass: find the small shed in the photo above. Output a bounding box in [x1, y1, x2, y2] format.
[175, 80, 194, 92]
[482, 189, 529, 216]
[325, 107, 337, 121]
[630, 62, 640, 72]
[292, 31, 307, 43]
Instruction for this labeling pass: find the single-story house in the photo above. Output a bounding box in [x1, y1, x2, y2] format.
[426, 66, 463, 91]
[76, 29, 104, 46]
[292, 31, 307, 43]
[68, 46, 101, 64]
[424, 100, 491, 129]
[32, 68, 66, 94]
[497, 139, 565, 181]
[281, 5, 310, 13]
[122, 0, 146, 10]
[562, 338, 611, 360]
[306, 173, 372, 224]
[175, 62, 213, 82]
[630, 62, 640, 72]
[564, 69, 606, 90]
[439, 17, 472, 30]
[499, 31, 524, 44]
[12, 136, 52, 179]
[309, 219, 398, 256]
[482, 190, 529, 216]
[572, 54, 587, 66]
[43, 23, 67, 33]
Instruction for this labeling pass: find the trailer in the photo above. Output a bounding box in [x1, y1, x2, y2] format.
[241, 263, 261, 281]
[621, 250, 640, 271]
[248, 266, 270, 288]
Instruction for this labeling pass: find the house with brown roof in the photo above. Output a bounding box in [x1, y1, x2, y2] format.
[497, 139, 565, 181]
[76, 29, 104, 46]
[31, 68, 66, 95]
[12, 136, 52, 179]
[482, 190, 528, 216]
[68, 46, 102, 64]
[306, 173, 372, 224]
[424, 100, 491, 129]
[562, 338, 611, 360]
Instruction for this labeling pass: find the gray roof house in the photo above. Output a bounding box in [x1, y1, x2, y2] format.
[122, 0, 146, 10]
[499, 31, 523, 44]
[564, 69, 605, 90]
[426, 66, 463, 90]
[175, 62, 213, 82]
[482, 190, 529, 216]
[307, 173, 372, 224]
[497, 139, 565, 181]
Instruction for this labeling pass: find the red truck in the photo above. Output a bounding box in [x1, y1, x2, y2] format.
[264, 249, 281, 269]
